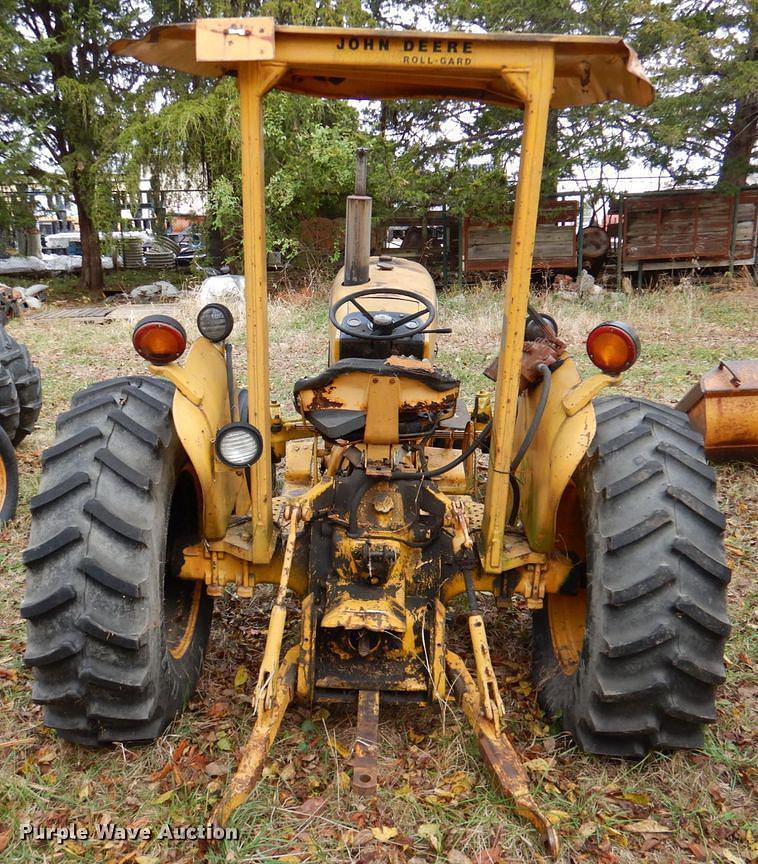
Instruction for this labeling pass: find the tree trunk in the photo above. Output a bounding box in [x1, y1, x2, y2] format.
[71, 173, 104, 296]
[541, 109, 561, 197]
[717, 44, 757, 190]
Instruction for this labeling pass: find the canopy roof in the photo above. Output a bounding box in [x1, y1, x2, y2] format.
[111, 19, 653, 110]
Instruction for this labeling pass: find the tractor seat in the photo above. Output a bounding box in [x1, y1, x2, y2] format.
[294, 356, 460, 442]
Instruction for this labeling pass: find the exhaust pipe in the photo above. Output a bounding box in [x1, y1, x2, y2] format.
[343, 148, 372, 286]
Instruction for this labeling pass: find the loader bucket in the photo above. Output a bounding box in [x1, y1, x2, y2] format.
[676, 359, 758, 462]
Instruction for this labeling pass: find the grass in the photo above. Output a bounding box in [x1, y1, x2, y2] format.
[0, 275, 756, 864]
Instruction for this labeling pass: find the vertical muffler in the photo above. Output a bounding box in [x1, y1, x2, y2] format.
[343, 148, 372, 286]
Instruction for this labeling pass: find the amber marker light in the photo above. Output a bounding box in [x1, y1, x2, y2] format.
[132, 315, 187, 365]
[586, 321, 641, 374]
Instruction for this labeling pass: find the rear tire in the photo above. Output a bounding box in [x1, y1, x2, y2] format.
[0, 327, 42, 444]
[22, 375, 213, 744]
[532, 395, 730, 758]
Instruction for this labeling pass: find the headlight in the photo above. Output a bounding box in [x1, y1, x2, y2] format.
[197, 303, 234, 342]
[215, 422, 263, 468]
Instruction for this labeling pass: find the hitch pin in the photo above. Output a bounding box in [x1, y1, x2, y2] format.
[254, 504, 301, 714]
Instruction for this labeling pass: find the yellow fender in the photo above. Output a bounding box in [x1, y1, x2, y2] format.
[150, 337, 249, 540]
[514, 359, 618, 553]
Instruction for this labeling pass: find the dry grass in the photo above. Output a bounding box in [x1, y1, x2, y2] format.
[0, 277, 755, 864]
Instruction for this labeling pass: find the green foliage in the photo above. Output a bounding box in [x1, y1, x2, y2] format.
[0, 0, 142, 290]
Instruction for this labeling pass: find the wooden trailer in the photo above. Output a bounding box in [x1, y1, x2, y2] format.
[463, 196, 580, 274]
[619, 187, 758, 284]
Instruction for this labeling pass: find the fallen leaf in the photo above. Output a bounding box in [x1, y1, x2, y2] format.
[204, 760, 228, 777]
[78, 782, 91, 800]
[371, 826, 399, 842]
[0, 829, 9, 854]
[135, 857, 161, 864]
[620, 792, 651, 806]
[575, 821, 596, 845]
[294, 797, 326, 818]
[418, 823, 443, 853]
[625, 819, 671, 834]
[546, 810, 571, 825]
[216, 737, 233, 752]
[721, 851, 746, 864]
[472, 848, 501, 864]
[153, 790, 173, 804]
[279, 762, 296, 782]
[234, 666, 249, 688]
[333, 740, 350, 759]
[447, 850, 472, 864]
[523, 757, 552, 774]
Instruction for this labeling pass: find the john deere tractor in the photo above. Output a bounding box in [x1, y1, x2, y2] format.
[22, 20, 729, 857]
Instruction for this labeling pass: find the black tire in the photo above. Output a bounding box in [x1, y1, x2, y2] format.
[532, 395, 730, 758]
[0, 364, 19, 442]
[0, 326, 42, 445]
[22, 375, 213, 745]
[0, 426, 18, 522]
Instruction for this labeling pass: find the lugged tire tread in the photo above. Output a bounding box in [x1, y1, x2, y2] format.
[23, 526, 82, 565]
[79, 557, 142, 598]
[24, 375, 212, 744]
[107, 408, 161, 449]
[83, 499, 147, 545]
[20, 583, 76, 619]
[29, 472, 90, 512]
[42, 427, 102, 465]
[532, 395, 730, 757]
[94, 449, 151, 492]
[56, 393, 118, 429]
[602, 460, 663, 499]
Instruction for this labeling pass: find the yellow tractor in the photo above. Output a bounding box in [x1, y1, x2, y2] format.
[22, 20, 731, 857]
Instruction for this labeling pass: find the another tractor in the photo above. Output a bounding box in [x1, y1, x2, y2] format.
[22, 21, 730, 857]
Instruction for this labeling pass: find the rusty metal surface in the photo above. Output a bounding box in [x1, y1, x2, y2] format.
[351, 690, 380, 796]
[212, 646, 299, 826]
[446, 650, 560, 859]
[677, 359, 758, 462]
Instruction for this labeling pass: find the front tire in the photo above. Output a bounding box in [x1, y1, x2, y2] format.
[0, 426, 18, 522]
[532, 396, 730, 758]
[22, 376, 213, 744]
[0, 327, 42, 444]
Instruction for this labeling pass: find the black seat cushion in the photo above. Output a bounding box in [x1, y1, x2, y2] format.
[293, 357, 458, 398]
[294, 357, 459, 442]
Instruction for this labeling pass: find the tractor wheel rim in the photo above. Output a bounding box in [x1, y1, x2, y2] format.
[168, 581, 202, 660]
[0, 457, 7, 513]
[547, 591, 586, 676]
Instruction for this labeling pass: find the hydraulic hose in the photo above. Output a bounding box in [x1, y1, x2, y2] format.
[389, 362, 551, 486]
[510, 363, 551, 472]
[389, 418, 493, 481]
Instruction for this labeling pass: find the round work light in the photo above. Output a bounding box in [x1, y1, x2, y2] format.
[215, 422, 264, 468]
[197, 303, 234, 342]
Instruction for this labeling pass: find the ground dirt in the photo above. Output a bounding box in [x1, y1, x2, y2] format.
[0, 274, 755, 864]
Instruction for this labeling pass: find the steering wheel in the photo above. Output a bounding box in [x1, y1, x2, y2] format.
[330, 287, 436, 341]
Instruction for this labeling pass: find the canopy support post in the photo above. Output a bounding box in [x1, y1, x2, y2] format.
[237, 62, 283, 563]
[482, 47, 555, 573]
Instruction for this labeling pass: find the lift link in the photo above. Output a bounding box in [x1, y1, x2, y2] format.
[452, 500, 506, 735]
[212, 646, 299, 827]
[253, 504, 301, 714]
[446, 650, 560, 859]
